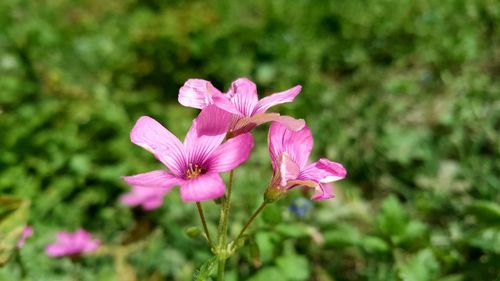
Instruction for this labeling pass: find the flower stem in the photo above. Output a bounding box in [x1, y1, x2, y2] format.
[234, 202, 268, 242]
[196, 202, 213, 248]
[216, 170, 235, 281]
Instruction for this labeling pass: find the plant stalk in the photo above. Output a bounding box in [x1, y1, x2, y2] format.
[196, 202, 213, 248]
[234, 202, 268, 242]
[216, 170, 235, 281]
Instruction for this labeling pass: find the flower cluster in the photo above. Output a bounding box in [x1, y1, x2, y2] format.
[121, 78, 346, 207]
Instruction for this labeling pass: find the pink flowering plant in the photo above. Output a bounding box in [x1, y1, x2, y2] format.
[120, 78, 346, 280]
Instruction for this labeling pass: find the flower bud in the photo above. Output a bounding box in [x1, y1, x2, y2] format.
[184, 226, 202, 238]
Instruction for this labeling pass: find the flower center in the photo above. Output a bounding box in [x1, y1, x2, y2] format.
[185, 163, 203, 179]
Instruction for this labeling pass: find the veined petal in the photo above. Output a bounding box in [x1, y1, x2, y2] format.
[184, 105, 232, 164]
[208, 133, 254, 173]
[226, 78, 259, 116]
[231, 113, 305, 136]
[178, 79, 222, 109]
[121, 170, 178, 210]
[179, 173, 225, 202]
[122, 170, 179, 188]
[311, 183, 335, 201]
[254, 85, 302, 114]
[299, 159, 347, 183]
[279, 153, 300, 187]
[268, 122, 313, 170]
[130, 116, 186, 176]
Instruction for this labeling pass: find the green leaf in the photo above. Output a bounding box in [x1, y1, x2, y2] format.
[466, 201, 500, 224]
[323, 224, 361, 248]
[361, 236, 390, 253]
[468, 227, 500, 254]
[276, 255, 310, 281]
[398, 249, 439, 281]
[376, 196, 407, 241]
[193, 256, 216, 281]
[0, 196, 29, 266]
[275, 223, 309, 239]
[247, 267, 283, 281]
[262, 204, 282, 225]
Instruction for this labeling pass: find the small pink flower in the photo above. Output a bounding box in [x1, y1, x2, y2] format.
[178, 78, 305, 136]
[17, 226, 33, 249]
[266, 122, 347, 201]
[120, 185, 169, 210]
[122, 105, 254, 202]
[45, 229, 100, 257]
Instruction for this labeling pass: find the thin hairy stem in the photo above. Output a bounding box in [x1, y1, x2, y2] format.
[235, 202, 268, 242]
[196, 202, 213, 247]
[216, 170, 235, 280]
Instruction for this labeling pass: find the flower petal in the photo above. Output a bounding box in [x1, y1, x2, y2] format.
[254, 85, 302, 114]
[208, 133, 254, 172]
[299, 158, 347, 183]
[130, 116, 186, 176]
[268, 122, 313, 170]
[120, 186, 171, 210]
[122, 170, 179, 189]
[184, 105, 232, 164]
[279, 153, 300, 187]
[45, 244, 69, 257]
[178, 79, 222, 109]
[178, 79, 240, 114]
[226, 78, 259, 116]
[311, 183, 336, 201]
[230, 113, 305, 136]
[179, 173, 225, 202]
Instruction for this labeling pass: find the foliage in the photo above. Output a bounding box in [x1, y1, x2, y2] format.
[0, 0, 499, 280]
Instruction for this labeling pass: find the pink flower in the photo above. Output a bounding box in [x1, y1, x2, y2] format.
[45, 229, 100, 257]
[123, 105, 254, 202]
[17, 226, 33, 249]
[265, 122, 347, 202]
[178, 78, 305, 136]
[120, 185, 169, 210]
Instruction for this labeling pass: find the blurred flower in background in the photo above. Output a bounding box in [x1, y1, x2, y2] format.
[16, 226, 33, 249]
[45, 229, 100, 258]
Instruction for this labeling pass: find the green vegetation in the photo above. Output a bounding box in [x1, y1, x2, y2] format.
[1, 0, 499, 280]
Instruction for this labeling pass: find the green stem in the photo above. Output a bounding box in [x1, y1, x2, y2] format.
[196, 202, 213, 248]
[217, 258, 226, 281]
[234, 202, 268, 242]
[216, 170, 235, 281]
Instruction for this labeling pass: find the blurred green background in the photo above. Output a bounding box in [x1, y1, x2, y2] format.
[1, 0, 499, 280]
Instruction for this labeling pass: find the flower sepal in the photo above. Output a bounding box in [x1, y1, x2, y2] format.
[264, 186, 285, 203]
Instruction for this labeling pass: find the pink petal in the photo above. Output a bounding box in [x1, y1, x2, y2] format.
[208, 133, 254, 173]
[179, 173, 225, 202]
[254, 85, 302, 114]
[268, 122, 313, 170]
[311, 183, 336, 201]
[231, 113, 305, 136]
[300, 159, 347, 183]
[130, 116, 186, 176]
[142, 196, 165, 210]
[226, 78, 259, 116]
[279, 153, 301, 187]
[178, 79, 222, 109]
[45, 244, 69, 257]
[178, 79, 240, 114]
[120, 186, 171, 210]
[17, 226, 33, 248]
[184, 105, 232, 164]
[82, 239, 100, 253]
[122, 170, 179, 189]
